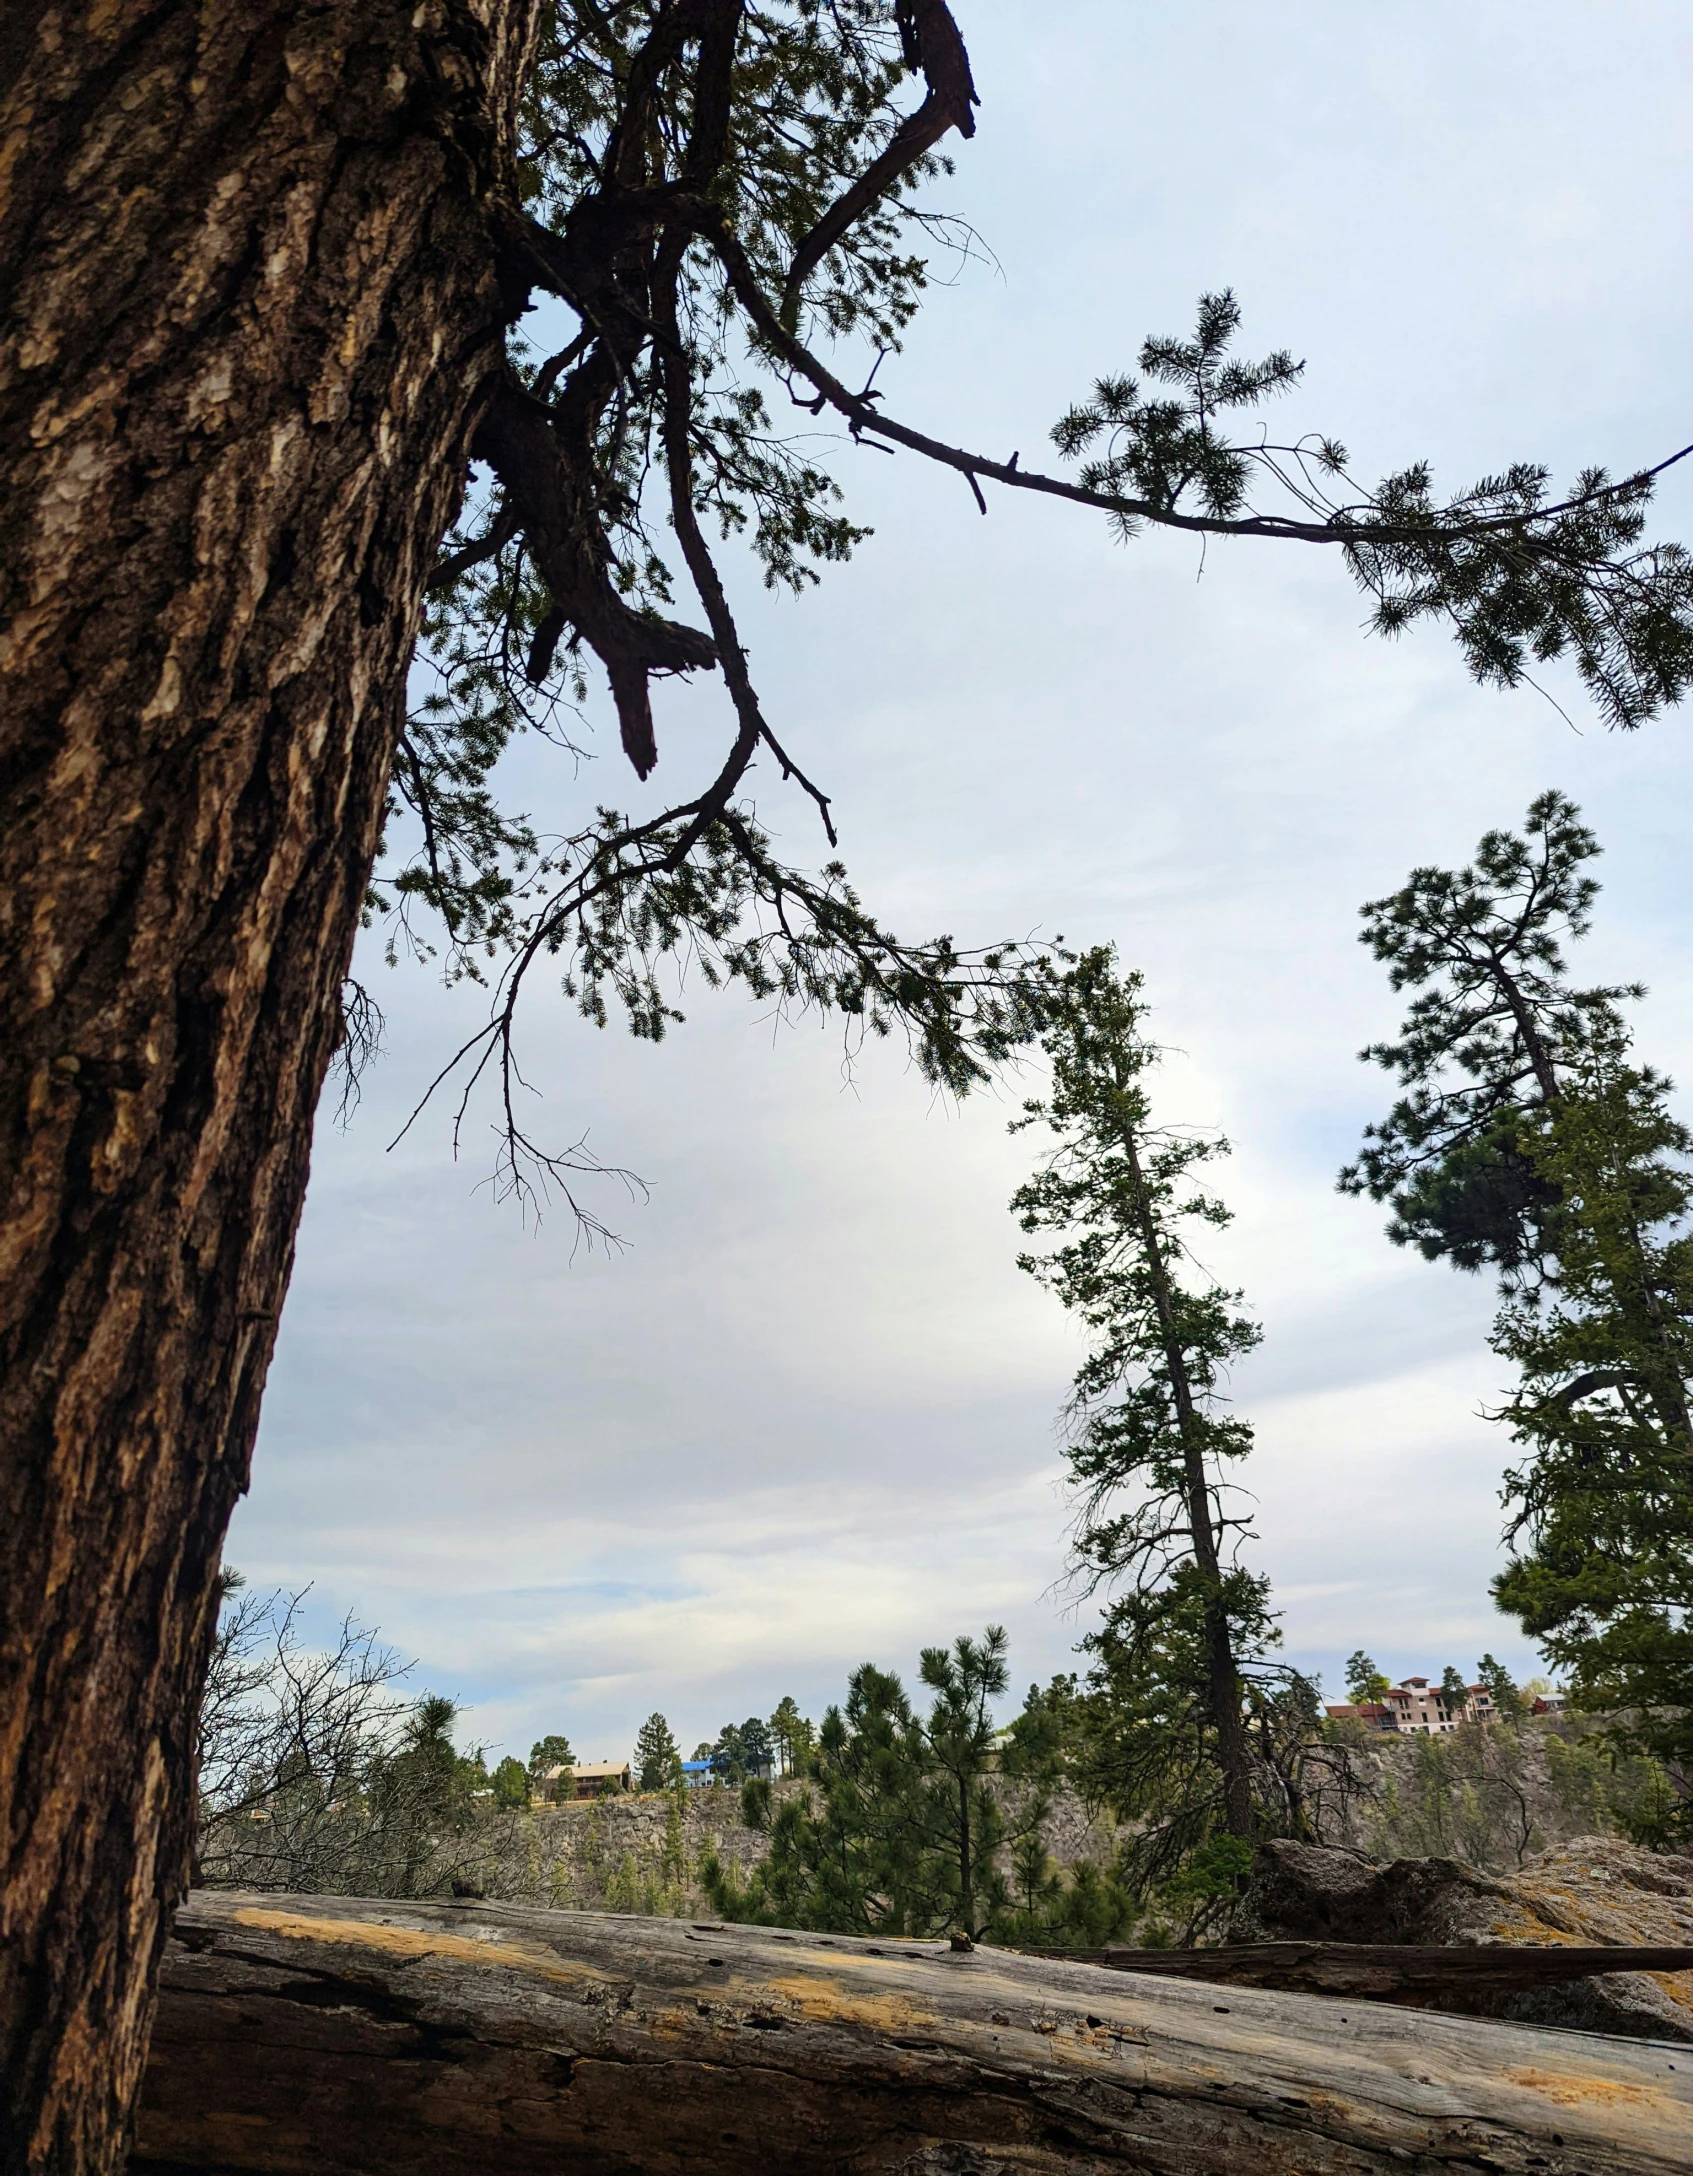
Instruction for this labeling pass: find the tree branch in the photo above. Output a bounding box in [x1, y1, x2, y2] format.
[473, 373, 718, 776]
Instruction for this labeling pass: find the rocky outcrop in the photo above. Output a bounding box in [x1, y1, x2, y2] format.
[1232, 1836, 1693, 2041]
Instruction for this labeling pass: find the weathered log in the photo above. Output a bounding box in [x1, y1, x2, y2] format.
[1046, 1940, 1693, 2003]
[133, 1891, 1691, 2175]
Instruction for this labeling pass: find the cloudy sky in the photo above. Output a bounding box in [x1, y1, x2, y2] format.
[230, 2, 1693, 1768]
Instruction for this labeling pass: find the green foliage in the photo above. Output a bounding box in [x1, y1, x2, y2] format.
[1343, 460, 1693, 733]
[915, 1628, 1012, 1938]
[1012, 952, 1264, 1580]
[1012, 946, 1295, 1886]
[1476, 1654, 1526, 1721]
[740, 1776, 773, 1830]
[662, 1784, 689, 1884]
[1070, 1586, 1359, 1928]
[1000, 1674, 1082, 1783]
[1053, 291, 1303, 523]
[603, 1849, 689, 1919]
[702, 1628, 1127, 1945]
[366, 12, 1692, 1220]
[708, 1715, 773, 1784]
[1159, 1832, 1255, 1914]
[373, 3, 1060, 1208]
[634, 1712, 681, 1792]
[1542, 1725, 1681, 1845]
[1345, 1651, 1391, 1703]
[1488, 1035, 1693, 1821]
[1032, 1858, 1141, 1949]
[1349, 793, 1693, 1838]
[1341, 791, 1637, 1285]
[768, 1695, 815, 1776]
[529, 1734, 576, 1802]
[491, 1755, 531, 1809]
[1055, 294, 1693, 728]
[703, 1658, 927, 1933]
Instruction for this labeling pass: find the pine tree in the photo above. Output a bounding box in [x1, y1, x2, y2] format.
[1488, 1034, 1693, 1815]
[740, 1716, 774, 1778]
[528, 1734, 576, 1804]
[1476, 1654, 1526, 1720]
[768, 1696, 814, 1777]
[634, 1713, 681, 1793]
[1340, 791, 1637, 1285]
[491, 1756, 532, 1810]
[1439, 1666, 1472, 1720]
[913, 1629, 1011, 1940]
[1012, 948, 1274, 1853]
[705, 1662, 926, 1934]
[1345, 1652, 1391, 1703]
[1349, 806, 1693, 1822]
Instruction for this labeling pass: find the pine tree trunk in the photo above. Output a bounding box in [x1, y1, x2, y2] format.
[1119, 1131, 1257, 1838]
[0, 6, 538, 2170]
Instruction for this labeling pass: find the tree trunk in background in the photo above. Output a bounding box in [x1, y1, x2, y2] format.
[0, 6, 538, 2168]
[133, 1891, 1693, 2176]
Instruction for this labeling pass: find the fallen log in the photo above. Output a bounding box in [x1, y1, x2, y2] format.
[1036, 1939, 1693, 2003]
[132, 1891, 1691, 2175]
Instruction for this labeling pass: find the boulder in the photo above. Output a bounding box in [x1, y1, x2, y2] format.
[1232, 1836, 1693, 2041]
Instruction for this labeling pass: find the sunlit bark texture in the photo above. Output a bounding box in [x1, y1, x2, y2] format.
[132, 1893, 1693, 2176]
[0, 5, 538, 2169]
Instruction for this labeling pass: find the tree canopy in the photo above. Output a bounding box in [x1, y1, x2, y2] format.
[382, 3, 1693, 1206]
[1351, 799, 1693, 1836]
[1340, 791, 1639, 1285]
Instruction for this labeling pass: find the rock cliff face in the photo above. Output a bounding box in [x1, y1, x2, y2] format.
[507, 1776, 1123, 1918]
[1231, 1836, 1693, 2041]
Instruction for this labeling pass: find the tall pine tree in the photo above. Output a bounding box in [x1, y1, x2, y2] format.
[1351, 803, 1693, 1827]
[1340, 790, 1635, 1286]
[1012, 948, 1279, 1870]
[634, 1713, 681, 1792]
[1490, 1029, 1693, 1824]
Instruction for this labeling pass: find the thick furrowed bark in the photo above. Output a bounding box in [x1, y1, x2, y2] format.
[0, 5, 538, 2169]
[132, 1892, 1693, 2175]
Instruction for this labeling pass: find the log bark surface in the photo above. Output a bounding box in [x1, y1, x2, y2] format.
[0, 6, 537, 2169]
[1070, 1940, 1693, 2002]
[134, 1891, 1693, 2176]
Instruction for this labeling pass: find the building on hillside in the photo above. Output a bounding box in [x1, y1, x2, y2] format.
[677, 1755, 775, 1788]
[538, 1760, 631, 1802]
[1326, 1676, 1504, 1735]
[1323, 1700, 1397, 1731]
